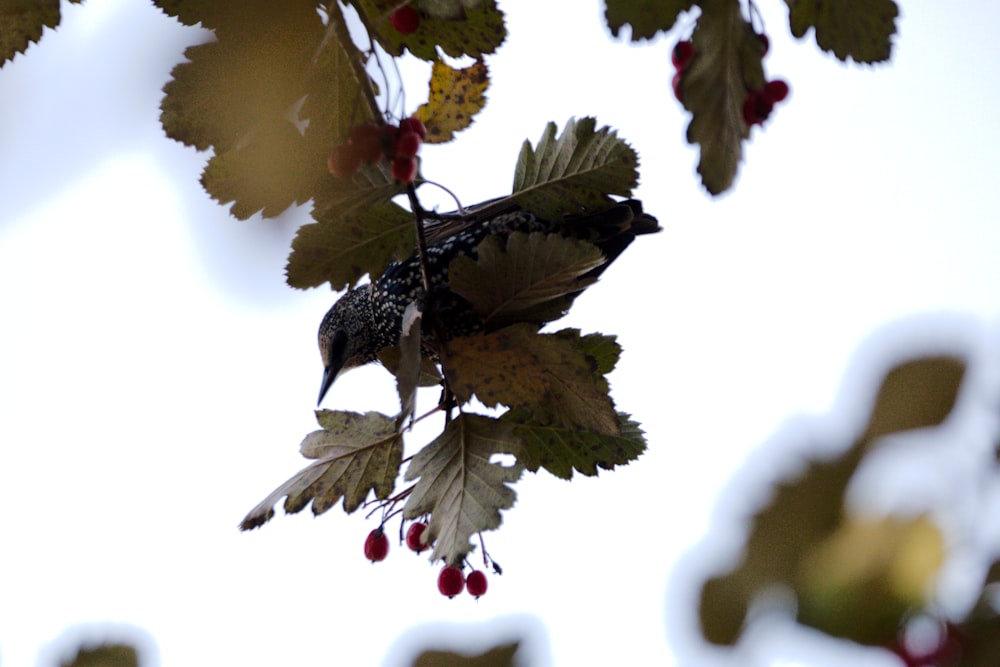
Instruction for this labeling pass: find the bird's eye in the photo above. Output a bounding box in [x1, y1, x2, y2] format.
[328, 329, 349, 367]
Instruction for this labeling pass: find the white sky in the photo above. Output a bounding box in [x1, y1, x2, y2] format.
[1, 1, 998, 666]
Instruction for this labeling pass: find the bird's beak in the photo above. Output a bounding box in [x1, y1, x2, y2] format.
[317, 363, 338, 406]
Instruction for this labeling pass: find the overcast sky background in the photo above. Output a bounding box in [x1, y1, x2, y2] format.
[1, 1, 999, 666]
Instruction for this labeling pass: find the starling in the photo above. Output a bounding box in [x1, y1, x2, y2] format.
[317, 199, 660, 404]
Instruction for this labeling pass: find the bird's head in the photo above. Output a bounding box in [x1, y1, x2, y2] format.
[317, 285, 378, 405]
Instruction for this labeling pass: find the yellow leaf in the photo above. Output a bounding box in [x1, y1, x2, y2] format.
[415, 59, 489, 143]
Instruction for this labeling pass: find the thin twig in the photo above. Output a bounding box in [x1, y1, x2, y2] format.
[326, 1, 383, 123]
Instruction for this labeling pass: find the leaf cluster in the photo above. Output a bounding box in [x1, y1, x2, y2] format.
[242, 119, 650, 565]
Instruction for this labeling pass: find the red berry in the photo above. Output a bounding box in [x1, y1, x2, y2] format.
[327, 144, 360, 178]
[741, 91, 773, 126]
[763, 79, 789, 103]
[671, 71, 683, 102]
[350, 123, 382, 163]
[757, 33, 769, 57]
[399, 116, 426, 140]
[391, 156, 418, 184]
[465, 570, 488, 598]
[671, 40, 694, 70]
[390, 6, 420, 34]
[393, 130, 422, 159]
[437, 566, 465, 598]
[364, 528, 389, 562]
[405, 522, 428, 553]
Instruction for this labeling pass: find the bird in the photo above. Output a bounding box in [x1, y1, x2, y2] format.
[316, 198, 660, 405]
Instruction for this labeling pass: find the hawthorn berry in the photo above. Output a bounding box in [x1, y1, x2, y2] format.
[763, 79, 789, 103]
[405, 521, 428, 553]
[364, 527, 389, 562]
[399, 116, 426, 140]
[671, 71, 684, 102]
[465, 570, 488, 598]
[327, 144, 360, 179]
[391, 156, 418, 184]
[437, 566, 465, 598]
[671, 40, 694, 70]
[393, 130, 422, 159]
[741, 91, 773, 126]
[350, 123, 382, 163]
[390, 6, 420, 35]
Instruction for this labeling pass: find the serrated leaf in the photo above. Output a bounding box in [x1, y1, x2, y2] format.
[0, 0, 81, 67]
[443, 324, 620, 435]
[863, 356, 965, 441]
[395, 302, 424, 425]
[504, 410, 645, 479]
[402, 413, 522, 565]
[683, 0, 764, 195]
[240, 411, 402, 529]
[511, 118, 639, 221]
[448, 232, 604, 329]
[604, 0, 695, 41]
[286, 201, 413, 290]
[158, 2, 333, 219]
[415, 59, 489, 143]
[786, 0, 898, 63]
[577, 331, 621, 375]
[360, 0, 506, 60]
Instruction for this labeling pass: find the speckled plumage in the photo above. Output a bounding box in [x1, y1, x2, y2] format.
[317, 199, 660, 403]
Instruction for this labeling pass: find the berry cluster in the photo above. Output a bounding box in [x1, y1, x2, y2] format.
[741, 32, 789, 126]
[327, 116, 427, 184]
[670, 40, 694, 102]
[390, 5, 420, 35]
[437, 566, 489, 599]
[363, 521, 493, 599]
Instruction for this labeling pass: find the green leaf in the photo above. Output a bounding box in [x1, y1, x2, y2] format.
[448, 232, 604, 330]
[785, 0, 899, 63]
[443, 324, 620, 436]
[863, 356, 965, 441]
[360, 0, 506, 60]
[577, 331, 622, 375]
[0, 0, 81, 67]
[504, 410, 645, 479]
[604, 0, 695, 41]
[512, 118, 639, 220]
[402, 413, 523, 565]
[415, 59, 490, 143]
[158, 2, 332, 219]
[240, 410, 402, 529]
[285, 201, 413, 290]
[683, 0, 764, 195]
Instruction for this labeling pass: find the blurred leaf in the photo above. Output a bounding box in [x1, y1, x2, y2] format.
[411, 641, 520, 667]
[0, 0, 81, 66]
[361, 0, 506, 60]
[240, 410, 402, 528]
[683, 0, 764, 195]
[700, 354, 967, 646]
[402, 413, 522, 565]
[504, 409, 645, 479]
[962, 615, 1000, 667]
[443, 325, 620, 435]
[416, 59, 489, 143]
[604, 0, 695, 41]
[379, 346, 443, 387]
[160, 0, 330, 219]
[796, 515, 945, 644]
[864, 356, 965, 440]
[785, 0, 898, 63]
[286, 201, 413, 290]
[512, 118, 639, 220]
[60, 643, 138, 667]
[448, 232, 604, 330]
